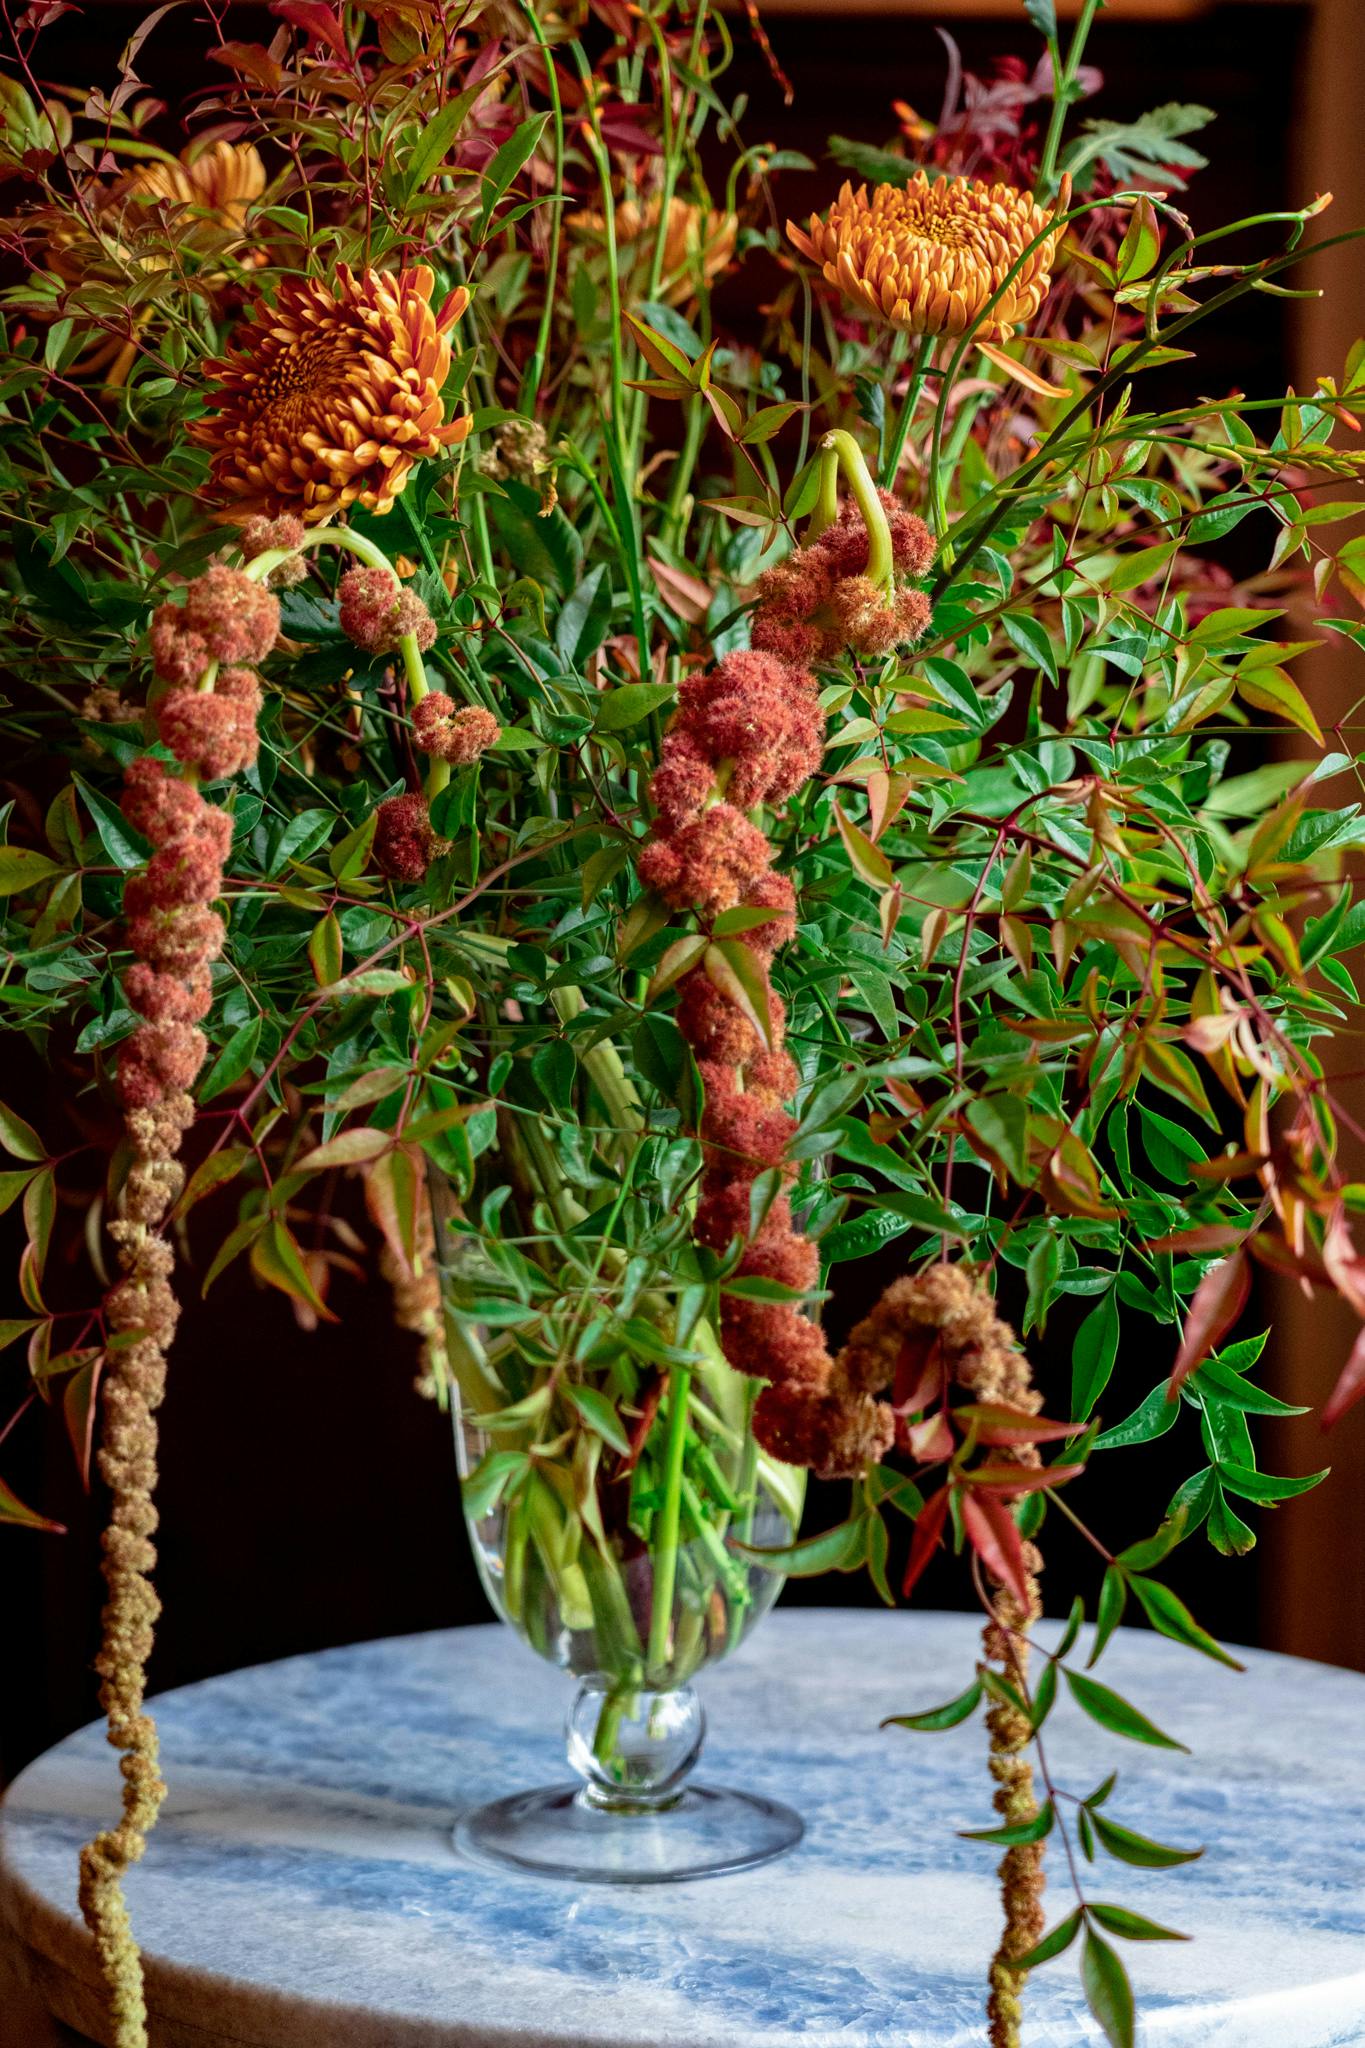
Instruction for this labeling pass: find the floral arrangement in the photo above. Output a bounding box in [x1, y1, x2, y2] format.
[3, 2, 1365, 2045]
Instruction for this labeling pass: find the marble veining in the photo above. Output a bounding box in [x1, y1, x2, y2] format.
[3, 1609, 1364, 2046]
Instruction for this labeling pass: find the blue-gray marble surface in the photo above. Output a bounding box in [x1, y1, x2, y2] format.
[2, 1609, 1363, 2047]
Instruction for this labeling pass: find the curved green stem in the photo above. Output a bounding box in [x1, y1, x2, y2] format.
[813, 429, 894, 588]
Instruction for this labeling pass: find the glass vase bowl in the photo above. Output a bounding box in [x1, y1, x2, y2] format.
[449, 1339, 806, 1883]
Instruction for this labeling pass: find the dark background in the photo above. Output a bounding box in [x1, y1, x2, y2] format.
[6, 0, 1355, 1787]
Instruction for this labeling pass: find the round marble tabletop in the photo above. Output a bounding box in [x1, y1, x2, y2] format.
[3, 1609, 1364, 2048]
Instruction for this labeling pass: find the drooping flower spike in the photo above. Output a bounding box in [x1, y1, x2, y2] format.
[640, 473, 934, 1478]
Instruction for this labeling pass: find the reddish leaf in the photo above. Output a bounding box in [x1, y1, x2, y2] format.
[1324, 1324, 1365, 1428]
[969, 1461, 1086, 1493]
[903, 1411, 954, 1462]
[902, 1484, 950, 1599]
[1145, 1224, 1246, 1255]
[63, 1353, 103, 1490]
[961, 1487, 1033, 1609]
[1323, 1207, 1365, 1319]
[954, 1401, 1080, 1446]
[269, 0, 350, 58]
[892, 1330, 943, 1413]
[0, 1470, 64, 1532]
[1168, 1251, 1250, 1399]
[364, 1146, 422, 1280]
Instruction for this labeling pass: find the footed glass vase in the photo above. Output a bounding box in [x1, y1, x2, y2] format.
[448, 1320, 806, 1883]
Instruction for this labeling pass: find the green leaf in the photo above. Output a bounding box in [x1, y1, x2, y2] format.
[1217, 1460, 1329, 1503]
[461, 1448, 529, 1520]
[197, 1017, 262, 1105]
[1207, 1482, 1256, 1557]
[0, 1102, 45, 1162]
[1072, 1287, 1120, 1420]
[1127, 1573, 1244, 1669]
[1024, 0, 1057, 37]
[1090, 1809, 1204, 1868]
[1116, 1499, 1194, 1570]
[555, 564, 612, 668]
[73, 775, 151, 870]
[1087, 1903, 1190, 1943]
[1081, 1926, 1135, 2048]
[402, 76, 491, 196]
[1089, 1565, 1128, 1667]
[532, 1039, 577, 1114]
[1031, 1656, 1059, 1731]
[250, 1216, 333, 1320]
[1012, 1907, 1083, 1971]
[477, 114, 551, 238]
[0, 846, 62, 896]
[595, 681, 675, 732]
[1093, 1380, 1181, 1451]
[961, 1799, 1054, 1847]
[1001, 611, 1059, 687]
[1064, 1669, 1188, 1751]
[564, 1383, 632, 1457]
[735, 1516, 868, 1576]
[329, 810, 377, 882]
[883, 1677, 983, 1732]
[964, 1093, 1029, 1182]
[486, 478, 582, 595]
[704, 938, 773, 1050]
[308, 911, 344, 988]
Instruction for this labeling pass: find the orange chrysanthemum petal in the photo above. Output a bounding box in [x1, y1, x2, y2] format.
[191, 265, 469, 523]
[788, 170, 1069, 345]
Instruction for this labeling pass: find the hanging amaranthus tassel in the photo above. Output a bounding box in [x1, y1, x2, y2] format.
[78, 565, 279, 2048]
[835, 1265, 1047, 2048]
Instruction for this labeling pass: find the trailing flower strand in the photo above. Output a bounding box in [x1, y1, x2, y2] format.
[79, 564, 280, 2048]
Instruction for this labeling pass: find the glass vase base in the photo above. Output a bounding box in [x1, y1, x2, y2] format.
[453, 1783, 803, 1885]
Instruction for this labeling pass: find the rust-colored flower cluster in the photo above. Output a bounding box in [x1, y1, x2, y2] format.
[642, 494, 932, 1478]
[751, 488, 934, 666]
[339, 565, 437, 656]
[788, 171, 1069, 343]
[191, 266, 471, 523]
[80, 563, 277, 2047]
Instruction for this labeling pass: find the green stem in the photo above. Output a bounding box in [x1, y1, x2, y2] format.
[814, 429, 894, 587]
[1034, 0, 1102, 200]
[646, 1361, 692, 1678]
[881, 334, 935, 491]
[516, 1, 566, 410]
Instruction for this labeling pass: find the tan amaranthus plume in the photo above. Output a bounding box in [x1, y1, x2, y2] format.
[191, 266, 471, 523]
[839, 1265, 1045, 2048]
[787, 171, 1069, 342]
[77, 1096, 194, 2047]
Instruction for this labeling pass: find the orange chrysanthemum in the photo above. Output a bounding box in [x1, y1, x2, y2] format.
[787, 171, 1069, 343]
[570, 195, 738, 305]
[115, 138, 267, 226]
[191, 266, 471, 523]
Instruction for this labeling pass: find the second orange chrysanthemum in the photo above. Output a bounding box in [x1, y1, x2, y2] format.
[788, 170, 1069, 343]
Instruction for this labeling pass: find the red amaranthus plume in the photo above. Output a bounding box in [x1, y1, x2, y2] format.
[637, 488, 933, 1477]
